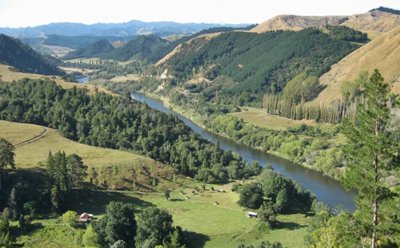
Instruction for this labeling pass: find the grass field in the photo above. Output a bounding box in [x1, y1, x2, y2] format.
[231, 107, 318, 130]
[0, 64, 113, 95]
[14, 185, 310, 248]
[0, 120, 144, 168]
[110, 73, 140, 82]
[1, 120, 311, 247]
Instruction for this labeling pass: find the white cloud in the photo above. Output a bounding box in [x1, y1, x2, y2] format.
[0, 0, 399, 27]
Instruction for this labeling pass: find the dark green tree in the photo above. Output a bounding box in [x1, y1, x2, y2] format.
[258, 201, 277, 227]
[164, 189, 171, 200]
[342, 69, 399, 247]
[66, 154, 87, 188]
[95, 201, 136, 247]
[135, 207, 174, 248]
[238, 183, 263, 209]
[0, 138, 15, 191]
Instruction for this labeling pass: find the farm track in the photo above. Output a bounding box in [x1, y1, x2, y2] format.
[14, 128, 49, 148]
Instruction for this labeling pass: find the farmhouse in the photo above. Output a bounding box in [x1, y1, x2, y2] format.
[78, 212, 94, 223]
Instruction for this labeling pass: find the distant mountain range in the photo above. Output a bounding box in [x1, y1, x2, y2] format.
[0, 20, 250, 38]
[0, 34, 63, 76]
[63, 26, 256, 62]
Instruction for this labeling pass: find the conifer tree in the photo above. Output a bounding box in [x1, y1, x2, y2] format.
[341, 69, 399, 248]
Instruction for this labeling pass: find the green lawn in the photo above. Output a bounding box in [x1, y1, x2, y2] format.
[15, 187, 310, 248]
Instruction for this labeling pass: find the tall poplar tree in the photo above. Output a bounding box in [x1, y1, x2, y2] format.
[342, 69, 399, 248]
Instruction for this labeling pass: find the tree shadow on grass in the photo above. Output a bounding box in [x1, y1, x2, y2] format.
[273, 221, 307, 230]
[66, 189, 156, 215]
[184, 230, 210, 248]
[11, 222, 44, 239]
[169, 198, 185, 202]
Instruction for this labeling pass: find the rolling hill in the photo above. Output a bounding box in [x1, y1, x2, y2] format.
[250, 15, 347, 33]
[63, 26, 256, 62]
[0, 34, 64, 75]
[313, 26, 400, 105]
[63, 35, 172, 62]
[63, 39, 115, 59]
[158, 28, 360, 106]
[250, 8, 400, 40]
[341, 9, 400, 39]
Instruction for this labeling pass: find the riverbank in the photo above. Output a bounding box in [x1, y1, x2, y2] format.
[131, 91, 356, 210]
[136, 91, 343, 180]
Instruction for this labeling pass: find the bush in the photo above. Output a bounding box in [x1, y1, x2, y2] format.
[1, 208, 12, 220]
[62, 210, 78, 227]
[83, 224, 100, 247]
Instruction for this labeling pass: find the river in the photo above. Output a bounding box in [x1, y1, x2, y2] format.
[131, 92, 357, 211]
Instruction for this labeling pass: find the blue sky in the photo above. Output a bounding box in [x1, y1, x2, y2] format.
[0, 0, 400, 28]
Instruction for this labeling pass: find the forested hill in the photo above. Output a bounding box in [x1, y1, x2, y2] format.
[161, 28, 362, 105]
[0, 34, 64, 76]
[0, 78, 259, 183]
[63, 26, 256, 62]
[63, 39, 115, 60]
[100, 35, 171, 62]
[64, 35, 175, 62]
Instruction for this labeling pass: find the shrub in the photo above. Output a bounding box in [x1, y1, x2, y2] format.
[62, 210, 78, 227]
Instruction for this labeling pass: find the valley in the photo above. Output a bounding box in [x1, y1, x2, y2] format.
[0, 4, 400, 248]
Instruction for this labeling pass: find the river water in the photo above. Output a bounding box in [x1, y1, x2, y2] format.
[131, 92, 357, 211]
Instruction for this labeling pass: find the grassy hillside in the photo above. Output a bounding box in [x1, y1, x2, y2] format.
[0, 120, 140, 168]
[0, 120, 182, 191]
[314, 27, 400, 105]
[250, 15, 346, 33]
[250, 9, 400, 40]
[341, 10, 400, 39]
[0, 34, 63, 76]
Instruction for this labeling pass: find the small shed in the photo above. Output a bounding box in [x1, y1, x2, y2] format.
[246, 211, 258, 218]
[78, 212, 94, 223]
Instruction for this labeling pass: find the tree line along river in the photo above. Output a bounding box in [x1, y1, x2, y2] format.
[131, 92, 356, 211]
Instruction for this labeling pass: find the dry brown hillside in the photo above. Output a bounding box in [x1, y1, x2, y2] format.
[250, 15, 347, 33]
[313, 27, 400, 105]
[341, 10, 400, 39]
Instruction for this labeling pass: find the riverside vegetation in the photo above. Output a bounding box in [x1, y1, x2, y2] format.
[1, 8, 400, 247]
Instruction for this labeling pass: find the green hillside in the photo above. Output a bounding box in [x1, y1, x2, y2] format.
[63, 39, 115, 59]
[63, 35, 174, 62]
[162, 28, 361, 106]
[0, 34, 64, 76]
